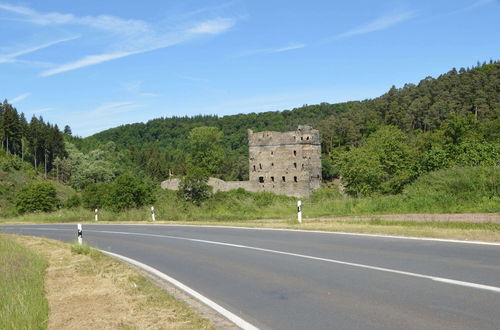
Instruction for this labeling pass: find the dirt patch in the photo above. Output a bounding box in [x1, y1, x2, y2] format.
[8, 235, 217, 330]
[308, 213, 500, 223]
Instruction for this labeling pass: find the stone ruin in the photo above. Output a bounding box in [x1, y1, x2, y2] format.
[161, 125, 322, 198]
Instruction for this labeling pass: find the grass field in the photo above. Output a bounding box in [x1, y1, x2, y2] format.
[0, 235, 48, 330]
[3, 234, 215, 329]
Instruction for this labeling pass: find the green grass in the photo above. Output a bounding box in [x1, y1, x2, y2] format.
[1, 166, 498, 225]
[0, 235, 48, 330]
[71, 241, 91, 255]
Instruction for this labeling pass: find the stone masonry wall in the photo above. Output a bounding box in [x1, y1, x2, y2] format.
[161, 125, 322, 198]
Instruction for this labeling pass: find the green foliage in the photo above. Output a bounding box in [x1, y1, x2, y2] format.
[187, 126, 224, 176]
[71, 241, 91, 255]
[81, 182, 109, 210]
[0, 235, 48, 329]
[64, 193, 81, 208]
[106, 174, 155, 212]
[340, 126, 418, 196]
[177, 167, 212, 205]
[15, 182, 60, 214]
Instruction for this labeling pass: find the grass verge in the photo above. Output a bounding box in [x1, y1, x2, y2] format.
[4, 234, 215, 330]
[0, 235, 48, 330]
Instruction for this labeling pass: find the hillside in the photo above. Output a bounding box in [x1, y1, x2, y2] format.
[80, 61, 499, 181]
[0, 151, 75, 217]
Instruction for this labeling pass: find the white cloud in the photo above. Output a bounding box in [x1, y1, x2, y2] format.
[9, 92, 31, 103]
[237, 42, 305, 57]
[336, 11, 415, 39]
[0, 36, 79, 63]
[188, 17, 235, 34]
[0, 3, 236, 76]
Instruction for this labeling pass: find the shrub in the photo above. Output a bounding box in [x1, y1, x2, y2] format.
[106, 174, 155, 212]
[64, 193, 81, 208]
[81, 182, 109, 210]
[15, 182, 60, 213]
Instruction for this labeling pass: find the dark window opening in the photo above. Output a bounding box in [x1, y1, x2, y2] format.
[259, 163, 262, 169]
[253, 165, 256, 171]
[302, 164, 304, 169]
[306, 136, 309, 140]
[271, 176, 275, 182]
[259, 176, 264, 183]
[294, 176, 298, 182]
[271, 162, 274, 167]
[293, 150, 297, 156]
[271, 151, 273, 155]
[282, 176, 286, 182]
[294, 162, 297, 168]
[301, 136, 303, 140]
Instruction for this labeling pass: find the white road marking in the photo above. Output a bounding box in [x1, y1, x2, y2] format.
[4, 226, 500, 293]
[101, 250, 259, 330]
[88, 228, 500, 293]
[4, 223, 500, 245]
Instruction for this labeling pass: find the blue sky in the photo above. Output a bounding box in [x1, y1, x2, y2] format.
[1, 0, 498, 137]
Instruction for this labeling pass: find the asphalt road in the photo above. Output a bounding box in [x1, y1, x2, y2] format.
[2, 224, 499, 330]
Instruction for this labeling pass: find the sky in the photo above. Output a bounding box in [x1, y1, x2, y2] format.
[0, 0, 498, 137]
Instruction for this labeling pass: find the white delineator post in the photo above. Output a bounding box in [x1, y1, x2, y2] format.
[95, 208, 98, 222]
[77, 224, 83, 245]
[297, 200, 302, 223]
[151, 206, 156, 221]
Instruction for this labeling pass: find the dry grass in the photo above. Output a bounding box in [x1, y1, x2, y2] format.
[7, 235, 215, 330]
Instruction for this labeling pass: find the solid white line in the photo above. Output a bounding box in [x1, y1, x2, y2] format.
[5, 226, 500, 292]
[3, 223, 500, 246]
[100, 250, 259, 330]
[89, 229, 500, 293]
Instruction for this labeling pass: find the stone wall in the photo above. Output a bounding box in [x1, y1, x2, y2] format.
[161, 125, 322, 198]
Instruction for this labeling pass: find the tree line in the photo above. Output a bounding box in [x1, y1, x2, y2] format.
[0, 100, 66, 177]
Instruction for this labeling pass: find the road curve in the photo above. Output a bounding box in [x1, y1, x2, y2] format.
[2, 224, 499, 330]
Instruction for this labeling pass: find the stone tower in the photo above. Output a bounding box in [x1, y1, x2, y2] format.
[248, 125, 322, 197]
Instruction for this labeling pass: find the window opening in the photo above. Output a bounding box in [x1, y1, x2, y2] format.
[259, 176, 264, 183]
[294, 176, 298, 182]
[293, 150, 297, 156]
[271, 176, 275, 182]
[294, 162, 297, 168]
[253, 165, 256, 171]
[259, 163, 262, 169]
[282, 176, 286, 182]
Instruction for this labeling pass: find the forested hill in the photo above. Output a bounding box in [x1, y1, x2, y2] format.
[79, 61, 499, 182]
[84, 61, 498, 150]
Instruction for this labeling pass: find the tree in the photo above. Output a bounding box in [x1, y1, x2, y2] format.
[15, 182, 60, 213]
[63, 125, 72, 136]
[339, 126, 418, 196]
[177, 167, 212, 204]
[187, 126, 224, 177]
[106, 174, 154, 212]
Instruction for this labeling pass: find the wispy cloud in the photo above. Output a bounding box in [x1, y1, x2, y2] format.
[335, 11, 415, 39]
[0, 3, 236, 76]
[89, 101, 145, 116]
[0, 36, 79, 63]
[9, 92, 31, 103]
[26, 107, 53, 115]
[188, 17, 235, 34]
[237, 42, 305, 57]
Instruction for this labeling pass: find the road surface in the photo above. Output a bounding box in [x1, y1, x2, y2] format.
[1, 224, 499, 329]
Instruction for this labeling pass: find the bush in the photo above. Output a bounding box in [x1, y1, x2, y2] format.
[81, 182, 109, 210]
[106, 174, 155, 212]
[64, 193, 81, 209]
[15, 182, 60, 213]
[178, 167, 212, 205]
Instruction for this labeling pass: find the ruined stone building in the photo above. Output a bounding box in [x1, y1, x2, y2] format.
[247, 125, 322, 197]
[161, 125, 322, 198]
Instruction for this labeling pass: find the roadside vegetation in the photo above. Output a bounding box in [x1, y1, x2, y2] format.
[0, 235, 48, 329]
[1, 62, 498, 241]
[2, 234, 214, 329]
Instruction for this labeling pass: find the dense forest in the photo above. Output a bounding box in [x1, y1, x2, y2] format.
[1, 60, 498, 214]
[0, 100, 66, 177]
[80, 61, 499, 186]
